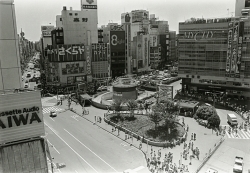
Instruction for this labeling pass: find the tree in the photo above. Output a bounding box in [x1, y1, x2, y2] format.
[152, 99, 180, 134]
[126, 99, 137, 117]
[112, 99, 124, 116]
[207, 114, 221, 129]
[196, 105, 216, 120]
[148, 112, 163, 130]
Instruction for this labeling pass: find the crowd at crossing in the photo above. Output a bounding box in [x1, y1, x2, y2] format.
[221, 121, 250, 139]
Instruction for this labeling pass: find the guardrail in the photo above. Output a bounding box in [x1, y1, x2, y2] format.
[194, 137, 225, 173]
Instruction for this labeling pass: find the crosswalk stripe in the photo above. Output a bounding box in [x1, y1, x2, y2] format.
[225, 131, 232, 138]
[241, 130, 249, 138]
[43, 107, 63, 114]
[243, 130, 250, 138]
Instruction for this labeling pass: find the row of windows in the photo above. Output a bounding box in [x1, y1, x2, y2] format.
[179, 59, 226, 62]
[179, 67, 225, 71]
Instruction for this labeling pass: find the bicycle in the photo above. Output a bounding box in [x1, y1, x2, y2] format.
[82, 109, 89, 115]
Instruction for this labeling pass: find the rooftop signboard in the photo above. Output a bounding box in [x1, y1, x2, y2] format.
[0, 91, 45, 144]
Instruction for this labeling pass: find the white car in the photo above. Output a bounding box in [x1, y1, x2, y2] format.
[233, 156, 243, 173]
[205, 168, 218, 173]
[24, 84, 28, 88]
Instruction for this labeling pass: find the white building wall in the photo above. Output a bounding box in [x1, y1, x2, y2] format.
[0, 0, 22, 91]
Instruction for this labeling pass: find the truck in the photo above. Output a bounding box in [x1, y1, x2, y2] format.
[227, 113, 238, 126]
[233, 156, 243, 173]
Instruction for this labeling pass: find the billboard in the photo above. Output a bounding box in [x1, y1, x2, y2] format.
[81, 0, 97, 9]
[41, 25, 54, 37]
[61, 61, 85, 75]
[0, 91, 44, 144]
[157, 84, 173, 100]
[92, 43, 108, 62]
[110, 31, 125, 52]
[46, 44, 85, 62]
[131, 11, 149, 23]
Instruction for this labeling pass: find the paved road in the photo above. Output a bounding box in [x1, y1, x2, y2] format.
[44, 110, 149, 173]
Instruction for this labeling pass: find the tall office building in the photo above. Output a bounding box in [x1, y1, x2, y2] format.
[178, 17, 250, 98]
[0, 0, 22, 91]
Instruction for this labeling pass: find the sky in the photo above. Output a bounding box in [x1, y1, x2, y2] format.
[14, 0, 236, 41]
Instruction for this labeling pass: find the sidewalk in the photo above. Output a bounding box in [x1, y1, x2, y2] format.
[57, 99, 224, 172]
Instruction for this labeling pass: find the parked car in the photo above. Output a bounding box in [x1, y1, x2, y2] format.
[50, 111, 57, 117]
[233, 156, 243, 173]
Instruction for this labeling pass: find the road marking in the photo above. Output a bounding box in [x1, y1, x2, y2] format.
[64, 129, 118, 172]
[44, 123, 99, 173]
[50, 117, 55, 122]
[125, 148, 134, 151]
[225, 131, 231, 138]
[133, 166, 144, 172]
[47, 140, 60, 154]
[71, 116, 79, 121]
[120, 143, 127, 147]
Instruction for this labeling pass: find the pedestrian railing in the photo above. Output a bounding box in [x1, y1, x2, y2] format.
[194, 137, 225, 173]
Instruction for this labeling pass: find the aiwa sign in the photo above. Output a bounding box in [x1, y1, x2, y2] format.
[0, 91, 45, 144]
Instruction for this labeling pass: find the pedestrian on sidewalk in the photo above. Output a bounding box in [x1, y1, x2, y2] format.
[194, 133, 196, 141]
[95, 116, 96, 122]
[191, 133, 193, 140]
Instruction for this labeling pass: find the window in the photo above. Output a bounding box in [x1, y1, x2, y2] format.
[75, 13, 78, 16]
[60, 18, 62, 21]
[69, 13, 72, 16]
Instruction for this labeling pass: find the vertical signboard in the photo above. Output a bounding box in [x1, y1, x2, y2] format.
[85, 45, 91, 75]
[226, 22, 234, 77]
[150, 35, 158, 47]
[230, 22, 239, 78]
[92, 43, 108, 62]
[235, 21, 244, 78]
[110, 31, 125, 52]
[144, 36, 148, 67]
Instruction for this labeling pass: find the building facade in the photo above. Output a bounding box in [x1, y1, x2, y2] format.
[178, 17, 250, 98]
[0, 0, 22, 91]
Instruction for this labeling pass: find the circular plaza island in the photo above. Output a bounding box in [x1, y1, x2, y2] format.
[112, 77, 138, 100]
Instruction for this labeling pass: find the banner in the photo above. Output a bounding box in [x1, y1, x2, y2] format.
[225, 22, 233, 77]
[110, 31, 125, 52]
[92, 43, 108, 62]
[157, 84, 173, 100]
[41, 25, 54, 37]
[230, 22, 239, 77]
[46, 44, 85, 62]
[235, 21, 244, 78]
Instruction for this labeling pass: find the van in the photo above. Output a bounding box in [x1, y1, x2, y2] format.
[227, 113, 238, 126]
